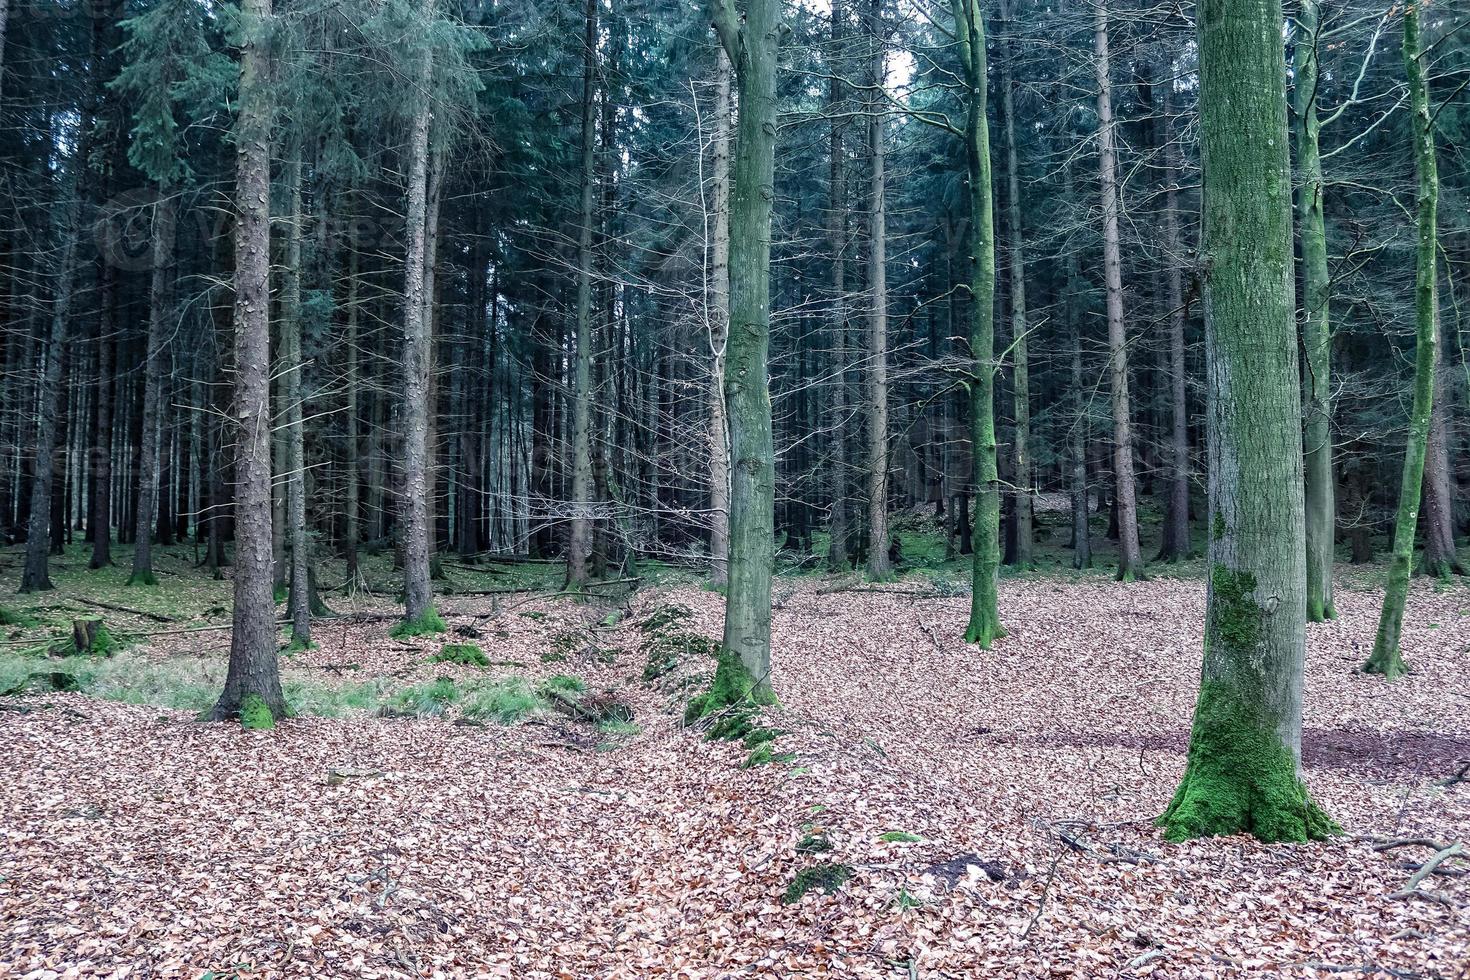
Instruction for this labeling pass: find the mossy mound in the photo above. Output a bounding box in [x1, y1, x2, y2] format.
[782, 864, 851, 904]
[879, 831, 922, 843]
[430, 643, 490, 668]
[641, 630, 716, 682]
[390, 607, 448, 639]
[0, 606, 37, 628]
[638, 603, 693, 635]
[797, 832, 833, 854]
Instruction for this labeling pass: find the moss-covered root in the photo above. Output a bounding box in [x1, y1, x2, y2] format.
[126, 571, 159, 588]
[1159, 685, 1338, 843]
[1362, 644, 1408, 681]
[685, 650, 776, 741]
[963, 610, 1005, 648]
[390, 606, 447, 639]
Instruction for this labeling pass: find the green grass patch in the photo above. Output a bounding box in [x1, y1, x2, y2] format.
[879, 831, 922, 843]
[429, 643, 490, 668]
[462, 678, 544, 724]
[389, 677, 460, 716]
[540, 673, 587, 695]
[782, 864, 851, 904]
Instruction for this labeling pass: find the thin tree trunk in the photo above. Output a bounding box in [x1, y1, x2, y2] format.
[129, 192, 174, 586]
[566, 0, 599, 588]
[1158, 77, 1191, 563]
[1421, 310, 1462, 578]
[19, 186, 80, 593]
[709, 0, 782, 699]
[1162, 0, 1335, 843]
[1366, 7, 1438, 679]
[343, 230, 362, 588]
[998, 0, 1031, 569]
[211, 0, 287, 722]
[281, 152, 310, 645]
[1094, 0, 1144, 582]
[708, 45, 732, 587]
[865, 0, 890, 580]
[826, 0, 850, 572]
[1293, 0, 1336, 618]
[89, 280, 116, 568]
[952, 0, 1003, 646]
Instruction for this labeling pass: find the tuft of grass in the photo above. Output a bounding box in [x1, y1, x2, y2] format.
[389, 677, 461, 716]
[879, 831, 922, 844]
[461, 678, 544, 725]
[0, 606, 37, 628]
[429, 643, 490, 668]
[540, 673, 587, 695]
[389, 607, 448, 639]
[598, 718, 640, 737]
[782, 864, 851, 904]
[282, 677, 391, 718]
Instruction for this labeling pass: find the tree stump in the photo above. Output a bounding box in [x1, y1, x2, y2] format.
[70, 618, 108, 656]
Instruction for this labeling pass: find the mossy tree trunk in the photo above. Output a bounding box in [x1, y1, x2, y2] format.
[211, 0, 287, 722]
[1293, 0, 1337, 621]
[952, 0, 1004, 647]
[1161, 0, 1336, 843]
[1366, 6, 1439, 680]
[709, 0, 782, 700]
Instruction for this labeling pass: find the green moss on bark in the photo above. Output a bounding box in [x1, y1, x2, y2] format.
[1159, 682, 1337, 843]
[240, 693, 276, 730]
[1209, 564, 1261, 651]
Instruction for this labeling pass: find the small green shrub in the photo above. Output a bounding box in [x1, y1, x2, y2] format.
[430, 643, 490, 668]
[240, 694, 275, 730]
[389, 607, 448, 639]
[782, 864, 851, 904]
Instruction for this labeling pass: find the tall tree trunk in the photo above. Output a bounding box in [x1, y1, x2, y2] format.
[826, 0, 850, 572]
[1158, 77, 1191, 563]
[566, 0, 599, 588]
[211, 0, 287, 722]
[952, 0, 1003, 646]
[865, 0, 890, 580]
[708, 45, 732, 587]
[343, 232, 363, 589]
[1293, 0, 1336, 618]
[19, 185, 80, 593]
[281, 153, 311, 646]
[1161, 0, 1335, 843]
[709, 0, 782, 699]
[1094, 0, 1144, 582]
[129, 192, 174, 587]
[998, 0, 1030, 569]
[1366, 7, 1439, 679]
[89, 282, 115, 568]
[398, 35, 440, 631]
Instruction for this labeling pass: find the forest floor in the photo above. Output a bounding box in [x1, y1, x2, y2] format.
[1, 541, 1468, 978]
